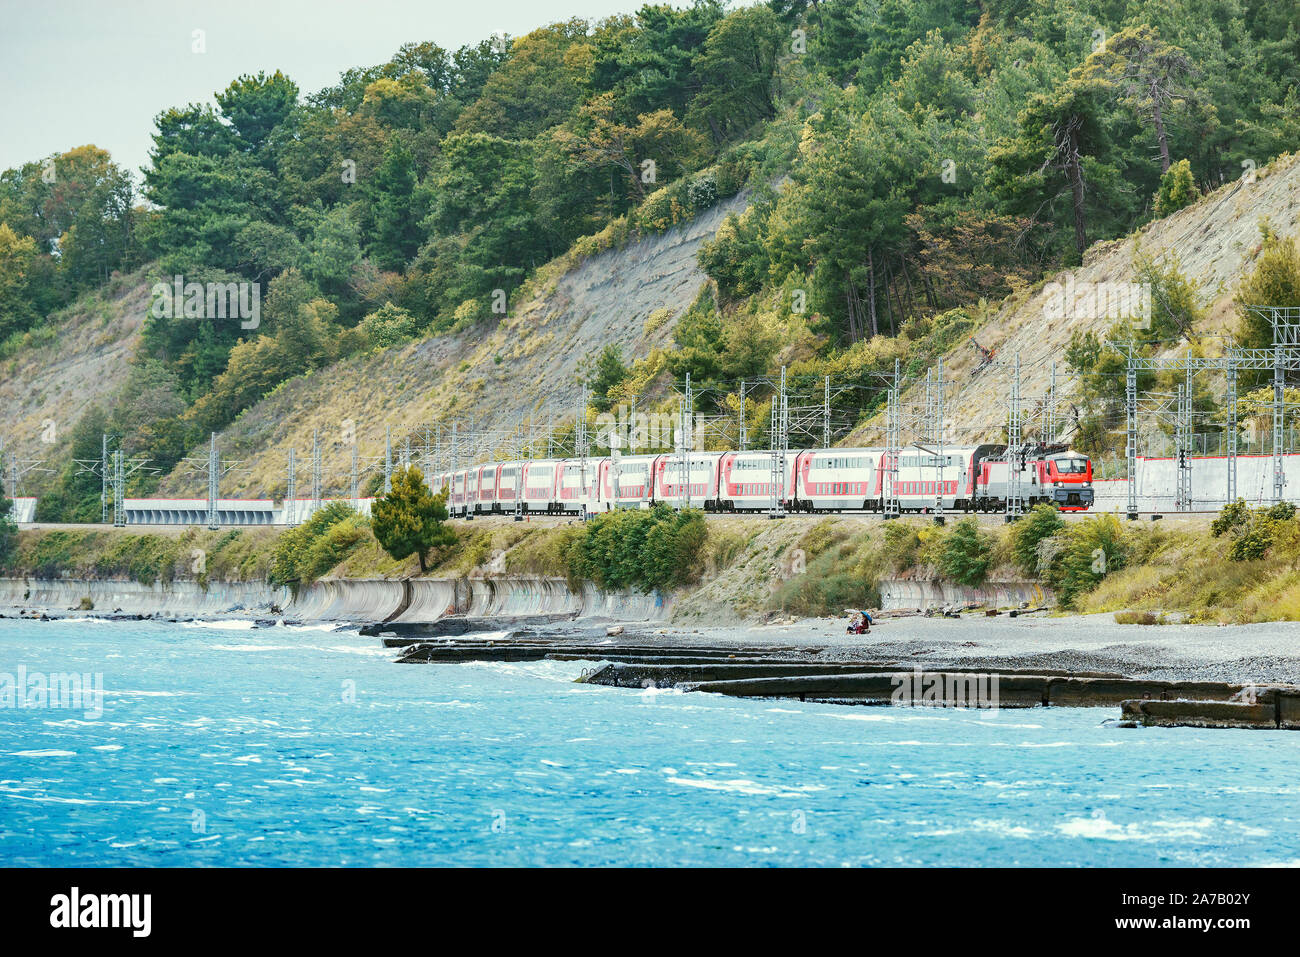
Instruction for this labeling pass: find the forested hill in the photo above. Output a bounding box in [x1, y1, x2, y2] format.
[3, 0, 1299, 517]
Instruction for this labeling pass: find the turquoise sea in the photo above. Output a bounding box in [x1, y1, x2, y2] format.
[0, 617, 1295, 867]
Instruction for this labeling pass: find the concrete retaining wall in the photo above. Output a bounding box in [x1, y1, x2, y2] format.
[0, 577, 290, 616]
[1093, 452, 1300, 513]
[879, 577, 1052, 611]
[1, 574, 670, 625]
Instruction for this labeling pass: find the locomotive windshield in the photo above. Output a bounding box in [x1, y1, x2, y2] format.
[1053, 456, 1088, 474]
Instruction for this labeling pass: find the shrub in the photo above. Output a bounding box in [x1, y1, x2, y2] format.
[1010, 504, 1065, 576]
[0, 492, 16, 569]
[1114, 610, 1162, 625]
[566, 505, 707, 593]
[1211, 500, 1298, 562]
[359, 303, 421, 348]
[939, 518, 992, 587]
[882, 520, 923, 572]
[1211, 499, 1250, 537]
[1045, 514, 1128, 608]
[270, 501, 364, 587]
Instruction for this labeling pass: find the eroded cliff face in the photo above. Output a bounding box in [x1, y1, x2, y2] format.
[153, 192, 750, 499]
[851, 152, 1300, 446]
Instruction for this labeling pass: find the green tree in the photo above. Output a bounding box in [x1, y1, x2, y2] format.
[1153, 158, 1197, 216]
[370, 465, 455, 572]
[367, 136, 424, 270]
[939, 518, 992, 586]
[989, 76, 1126, 259]
[1081, 24, 1195, 175]
[215, 71, 300, 154]
[689, 4, 785, 143]
[360, 303, 421, 348]
[585, 344, 628, 413]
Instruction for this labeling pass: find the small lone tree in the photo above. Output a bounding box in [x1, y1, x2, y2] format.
[370, 465, 454, 573]
[1154, 158, 1197, 216]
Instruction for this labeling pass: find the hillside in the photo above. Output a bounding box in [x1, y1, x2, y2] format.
[0, 270, 153, 464]
[4, 1, 1298, 520]
[853, 151, 1300, 447]
[157, 191, 749, 497]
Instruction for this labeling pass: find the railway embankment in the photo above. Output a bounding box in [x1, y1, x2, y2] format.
[5, 504, 1300, 628]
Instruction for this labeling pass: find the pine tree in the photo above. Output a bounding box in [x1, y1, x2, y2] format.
[370, 466, 455, 572]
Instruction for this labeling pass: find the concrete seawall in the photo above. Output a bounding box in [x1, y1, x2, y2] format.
[0, 575, 671, 624]
[879, 577, 1052, 611]
[0, 577, 292, 617]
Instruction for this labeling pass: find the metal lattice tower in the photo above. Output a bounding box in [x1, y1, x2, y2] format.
[102, 434, 110, 523]
[1125, 354, 1139, 519]
[933, 357, 946, 523]
[1175, 361, 1195, 511]
[1226, 351, 1238, 503]
[768, 366, 788, 520]
[1045, 363, 1058, 444]
[738, 379, 748, 452]
[206, 433, 220, 530]
[285, 448, 297, 527]
[351, 442, 359, 509]
[1121, 308, 1300, 517]
[1005, 352, 1023, 522]
[883, 358, 901, 520]
[384, 426, 393, 494]
[113, 450, 126, 527]
[310, 429, 322, 515]
[678, 374, 691, 511]
[823, 375, 831, 449]
[578, 383, 590, 518]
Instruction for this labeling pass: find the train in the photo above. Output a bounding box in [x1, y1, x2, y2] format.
[431, 443, 1093, 518]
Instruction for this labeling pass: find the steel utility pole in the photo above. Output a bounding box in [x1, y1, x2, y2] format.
[768, 366, 788, 519]
[206, 433, 220, 530]
[1005, 352, 1023, 522]
[310, 429, 322, 516]
[933, 357, 945, 524]
[285, 448, 297, 527]
[384, 426, 393, 494]
[884, 358, 901, 520]
[678, 374, 691, 512]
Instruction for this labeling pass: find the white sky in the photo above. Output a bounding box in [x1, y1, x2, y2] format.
[0, 0, 674, 177]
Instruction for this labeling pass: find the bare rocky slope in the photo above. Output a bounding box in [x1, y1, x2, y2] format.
[850, 151, 1300, 448]
[2, 270, 153, 465]
[157, 192, 749, 497]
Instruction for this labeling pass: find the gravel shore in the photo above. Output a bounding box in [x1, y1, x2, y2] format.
[620, 613, 1300, 684]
